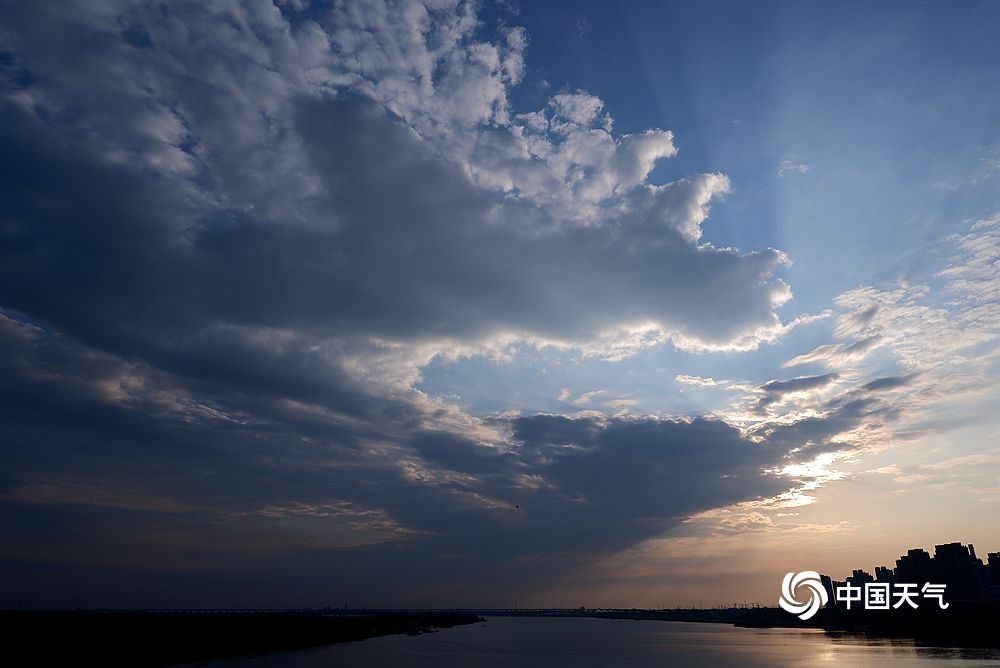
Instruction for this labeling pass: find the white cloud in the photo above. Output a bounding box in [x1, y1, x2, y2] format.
[675, 374, 719, 387]
[778, 159, 810, 177]
[699, 214, 1000, 528]
[548, 92, 609, 131]
[570, 389, 608, 406]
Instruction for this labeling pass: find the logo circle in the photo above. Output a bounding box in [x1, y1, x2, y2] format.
[778, 571, 828, 620]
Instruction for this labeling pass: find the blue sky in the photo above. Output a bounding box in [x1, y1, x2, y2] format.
[507, 0, 1000, 295]
[1, 0, 999, 609]
[421, 0, 1000, 420]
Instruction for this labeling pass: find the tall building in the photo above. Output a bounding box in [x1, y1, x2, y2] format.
[823, 542, 999, 610]
[849, 569, 874, 585]
[895, 548, 933, 586]
[820, 574, 836, 608]
[874, 566, 895, 584]
[932, 542, 988, 600]
[987, 552, 1000, 587]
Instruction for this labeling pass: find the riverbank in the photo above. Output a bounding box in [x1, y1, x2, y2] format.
[1, 610, 482, 666]
[585, 603, 1000, 648]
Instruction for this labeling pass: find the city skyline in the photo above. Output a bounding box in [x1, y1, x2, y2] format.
[824, 541, 1000, 609]
[2, 0, 1000, 609]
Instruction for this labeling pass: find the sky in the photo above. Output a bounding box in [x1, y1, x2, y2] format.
[1, 0, 999, 610]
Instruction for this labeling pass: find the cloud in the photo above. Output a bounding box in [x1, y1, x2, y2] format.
[0, 0, 828, 606]
[675, 374, 719, 387]
[760, 373, 839, 396]
[860, 375, 915, 392]
[0, 97, 790, 362]
[778, 159, 810, 177]
[570, 389, 609, 406]
[784, 334, 884, 367]
[0, 0, 794, 362]
[756, 373, 839, 411]
[0, 307, 801, 605]
[721, 214, 1000, 508]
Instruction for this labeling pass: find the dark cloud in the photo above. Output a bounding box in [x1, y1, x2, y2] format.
[761, 373, 839, 396]
[0, 0, 819, 607]
[752, 375, 910, 464]
[509, 415, 787, 522]
[757, 372, 838, 410]
[843, 335, 883, 356]
[0, 97, 788, 358]
[849, 304, 880, 328]
[861, 375, 915, 392]
[0, 312, 799, 606]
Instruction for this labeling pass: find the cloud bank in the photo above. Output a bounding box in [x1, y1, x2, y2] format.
[6, 0, 992, 607]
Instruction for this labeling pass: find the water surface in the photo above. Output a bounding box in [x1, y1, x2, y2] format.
[198, 616, 1000, 667]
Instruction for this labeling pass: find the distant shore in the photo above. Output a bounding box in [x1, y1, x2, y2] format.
[1, 610, 482, 666]
[576, 604, 1000, 648]
[7, 602, 998, 665]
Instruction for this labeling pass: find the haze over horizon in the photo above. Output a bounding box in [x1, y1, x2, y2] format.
[2, 0, 999, 610]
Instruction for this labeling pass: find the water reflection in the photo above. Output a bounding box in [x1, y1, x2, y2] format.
[202, 617, 1000, 668]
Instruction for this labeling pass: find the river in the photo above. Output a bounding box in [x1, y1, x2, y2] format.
[197, 616, 1000, 666]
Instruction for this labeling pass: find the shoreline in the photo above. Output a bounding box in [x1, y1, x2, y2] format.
[7, 602, 998, 665]
[1, 610, 482, 667]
